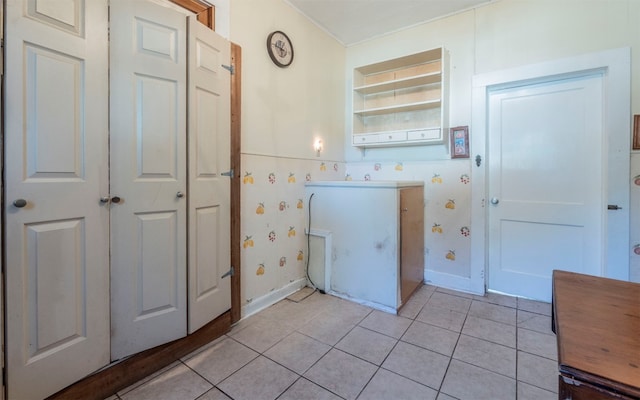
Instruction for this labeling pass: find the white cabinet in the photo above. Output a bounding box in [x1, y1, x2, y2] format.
[305, 181, 424, 312]
[352, 47, 448, 147]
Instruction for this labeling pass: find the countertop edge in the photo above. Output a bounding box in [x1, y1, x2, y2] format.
[305, 180, 424, 188]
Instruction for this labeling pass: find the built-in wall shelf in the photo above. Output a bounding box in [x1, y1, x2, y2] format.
[353, 71, 441, 95]
[353, 99, 441, 117]
[352, 47, 448, 148]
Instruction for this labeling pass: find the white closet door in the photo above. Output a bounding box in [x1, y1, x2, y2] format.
[4, 1, 110, 398]
[110, 0, 188, 360]
[187, 17, 231, 333]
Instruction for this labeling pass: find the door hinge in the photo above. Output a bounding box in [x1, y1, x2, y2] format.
[475, 154, 482, 167]
[221, 266, 234, 279]
[221, 64, 235, 75]
[221, 169, 234, 178]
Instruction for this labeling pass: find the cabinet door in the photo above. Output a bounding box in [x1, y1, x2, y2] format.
[110, 0, 188, 360]
[4, 1, 110, 398]
[400, 187, 425, 304]
[187, 17, 232, 333]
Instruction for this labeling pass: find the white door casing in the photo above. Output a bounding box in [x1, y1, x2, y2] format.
[471, 48, 631, 301]
[4, 0, 110, 398]
[487, 74, 604, 301]
[110, 0, 188, 360]
[187, 17, 232, 333]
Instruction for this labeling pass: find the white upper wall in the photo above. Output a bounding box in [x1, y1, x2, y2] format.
[227, 0, 638, 162]
[229, 0, 346, 162]
[474, 0, 638, 74]
[345, 0, 640, 162]
[206, 0, 230, 38]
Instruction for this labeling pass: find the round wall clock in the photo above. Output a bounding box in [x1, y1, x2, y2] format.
[267, 31, 294, 68]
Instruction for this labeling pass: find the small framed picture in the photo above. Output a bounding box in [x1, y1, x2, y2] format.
[450, 126, 469, 159]
[633, 115, 640, 151]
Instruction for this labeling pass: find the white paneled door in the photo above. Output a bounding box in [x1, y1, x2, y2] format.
[487, 74, 606, 301]
[4, 0, 232, 395]
[4, 1, 111, 398]
[187, 18, 232, 333]
[109, 0, 188, 359]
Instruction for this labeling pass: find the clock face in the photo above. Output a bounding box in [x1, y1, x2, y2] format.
[267, 31, 294, 68]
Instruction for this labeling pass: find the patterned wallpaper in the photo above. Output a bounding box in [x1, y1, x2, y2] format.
[241, 154, 345, 306]
[241, 153, 639, 311]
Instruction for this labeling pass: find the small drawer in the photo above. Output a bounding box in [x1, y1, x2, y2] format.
[407, 128, 441, 141]
[380, 131, 407, 142]
[353, 134, 380, 145]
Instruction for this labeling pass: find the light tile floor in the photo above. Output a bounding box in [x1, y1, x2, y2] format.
[107, 285, 558, 400]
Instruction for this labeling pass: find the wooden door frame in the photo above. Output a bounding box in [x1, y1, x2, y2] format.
[230, 43, 241, 323]
[170, 0, 214, 29]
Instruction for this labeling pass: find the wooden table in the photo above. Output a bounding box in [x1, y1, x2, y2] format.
[552, 270, 640, 399]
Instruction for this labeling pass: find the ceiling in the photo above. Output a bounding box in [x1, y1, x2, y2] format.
[286, 0, 493, 46]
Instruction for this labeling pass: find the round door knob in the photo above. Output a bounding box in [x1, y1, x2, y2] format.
[176, 192, 184, 198]
[100, 196, 110, 203]
[490, 197, 499, 205]
[13, 199, 27, 208]
[111, 196, 121, 204]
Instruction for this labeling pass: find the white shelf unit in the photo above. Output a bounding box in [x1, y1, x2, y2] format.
[352, 47, 448, 147]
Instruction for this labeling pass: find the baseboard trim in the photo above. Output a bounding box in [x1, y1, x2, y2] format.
[242, 278, 307, 319]
[47, 311, 231, 400]
[425, 270, 484, 295]
[326, 289, 397, 314]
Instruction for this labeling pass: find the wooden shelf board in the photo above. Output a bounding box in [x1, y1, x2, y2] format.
[355, 48, 442, 75]
[354, 72, 441, 95]
[354, 99, 441, 117]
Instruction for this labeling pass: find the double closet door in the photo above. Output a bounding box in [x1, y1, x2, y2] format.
[4, 1, 230, 398]
[109, 0, 231, 360]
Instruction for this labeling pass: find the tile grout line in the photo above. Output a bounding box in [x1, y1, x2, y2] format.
[434, 300, 469, 398]
[350, 288, 439, 397]
[366, 287, 443, 397]
[354, 307, 414, 398]
[123, 287, 555, 400]
[324, 307, 376, 399]
[268, 303, 375, 400]
[384, 287, 459, 396]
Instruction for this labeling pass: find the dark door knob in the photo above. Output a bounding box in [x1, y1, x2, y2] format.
[111, 196, 121, 204]
[13, 199, 27, 208]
